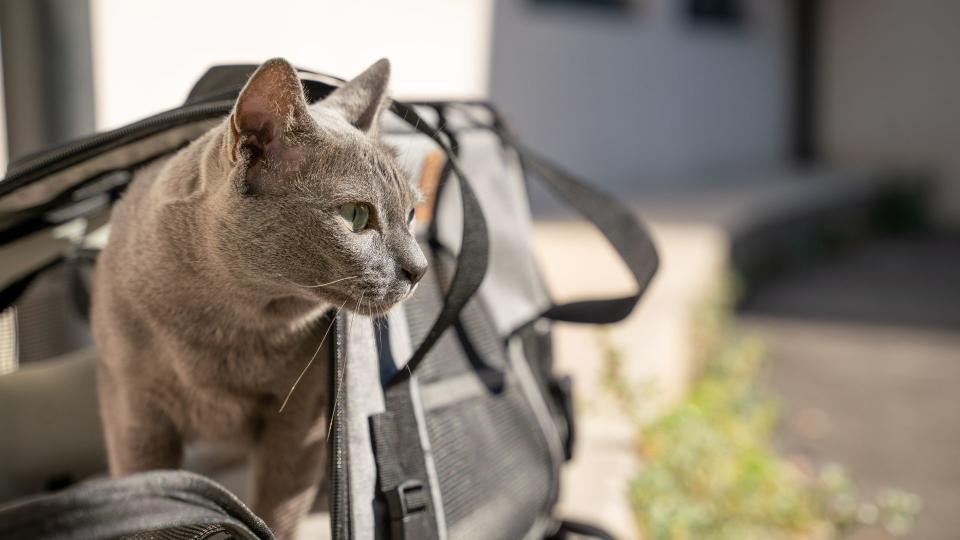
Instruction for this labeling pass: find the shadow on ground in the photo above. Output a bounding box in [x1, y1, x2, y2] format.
[737, 234, 960, 540]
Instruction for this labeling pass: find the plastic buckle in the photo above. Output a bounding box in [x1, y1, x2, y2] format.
[385, 479, 428, 521]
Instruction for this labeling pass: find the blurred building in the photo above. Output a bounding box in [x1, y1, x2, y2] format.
[820, 1, 960, 227]
[3, 0, 959, 230]
[491, 0, 791, 193]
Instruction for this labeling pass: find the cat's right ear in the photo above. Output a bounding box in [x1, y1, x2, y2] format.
[228, 58, 310, 194]
[322, 58, 391, 137]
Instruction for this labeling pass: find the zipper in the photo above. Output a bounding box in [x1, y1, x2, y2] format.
[0, 73, 350, 195]
[129, 523, 234, 540]
[194, 524, 232, 540]
[330, 314, 350, 540]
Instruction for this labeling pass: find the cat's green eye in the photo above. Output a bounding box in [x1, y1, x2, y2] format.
[340, 203, 370, 232]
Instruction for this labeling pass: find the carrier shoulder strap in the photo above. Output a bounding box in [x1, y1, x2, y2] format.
[423, 103, 659, 329]
[511, 138, 659, 326]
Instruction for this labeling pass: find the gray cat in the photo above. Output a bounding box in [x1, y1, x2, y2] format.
[91, 58, 427, 539]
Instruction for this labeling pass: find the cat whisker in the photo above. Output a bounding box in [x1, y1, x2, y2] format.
[278, 297, 349, 413]
[280, 275, 358, 289]
[326, 290, 366, 439]
[374, 304, 383, 353]
[346, 290, 365, 336]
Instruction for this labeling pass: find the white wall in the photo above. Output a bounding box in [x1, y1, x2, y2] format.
[91, 0, 494, 130]
[820, 0, 960, 227]
[488, 0, 791, 193]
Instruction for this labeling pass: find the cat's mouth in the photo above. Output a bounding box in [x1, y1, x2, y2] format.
[316, 282, 416, 317]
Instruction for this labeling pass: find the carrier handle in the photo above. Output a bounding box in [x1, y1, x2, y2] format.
[424, 102, 659, 328]
[510, 138, 659, 326]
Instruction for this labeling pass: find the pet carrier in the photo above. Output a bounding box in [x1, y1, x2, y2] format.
[0, 64, 658, 540]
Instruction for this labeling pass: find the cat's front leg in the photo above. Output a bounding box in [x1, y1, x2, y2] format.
[249, 409, 327, 539]
[97, 364, 184, 475]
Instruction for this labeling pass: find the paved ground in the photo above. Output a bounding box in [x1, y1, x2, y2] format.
[738, 235, 960, 540]
[532, 220, 727, 539]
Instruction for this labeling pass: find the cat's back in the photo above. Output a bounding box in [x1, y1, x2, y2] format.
[93, 156, 171, 309]
[103, 130, 212, 257]
[91, 132, 212, 355]
[105, 157, 166, 242]
[95, 127, 216, 285]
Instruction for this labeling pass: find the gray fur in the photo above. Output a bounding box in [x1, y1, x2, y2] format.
[91, 58, 426, 539]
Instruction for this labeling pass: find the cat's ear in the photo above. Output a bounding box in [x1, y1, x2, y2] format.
[323, 58, 391, 136]
[228, 58, 309, 191]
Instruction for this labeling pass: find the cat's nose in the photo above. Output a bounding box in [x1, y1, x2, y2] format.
[402, 259, 427, 285]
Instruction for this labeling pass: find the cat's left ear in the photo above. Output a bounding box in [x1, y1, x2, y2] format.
[323, 58, 391, 137]
[229, 58, 310, 191]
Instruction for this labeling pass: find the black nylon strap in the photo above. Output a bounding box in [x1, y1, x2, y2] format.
[385, 102, 489, 387]
[422, 103, 658, 327]
[370, 386, 441, 540]
[515, 141, 658, 325]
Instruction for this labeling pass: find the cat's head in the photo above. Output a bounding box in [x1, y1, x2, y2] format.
[209, 58, 427, 316]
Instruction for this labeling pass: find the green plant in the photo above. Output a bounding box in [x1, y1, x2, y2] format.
[598, 280, 920, 540]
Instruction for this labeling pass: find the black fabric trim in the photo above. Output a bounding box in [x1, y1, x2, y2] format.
[0, 470, 274, 540]
[329, 315, 351, 540]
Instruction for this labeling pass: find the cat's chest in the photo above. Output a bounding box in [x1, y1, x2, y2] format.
[170, 326, 330, 442]
[177, 318, 331, 387]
